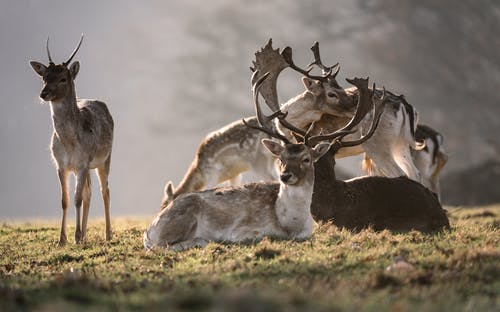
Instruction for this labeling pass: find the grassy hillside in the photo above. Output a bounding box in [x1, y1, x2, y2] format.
[0, 206, 498, 311]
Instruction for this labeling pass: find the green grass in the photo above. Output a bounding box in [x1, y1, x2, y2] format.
[1, 206, 499, 311]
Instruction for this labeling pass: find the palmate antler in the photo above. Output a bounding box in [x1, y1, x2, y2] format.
[250, 39, 289, 113]
[243, 71, 291, 144]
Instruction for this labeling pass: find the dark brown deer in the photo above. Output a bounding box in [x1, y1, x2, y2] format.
[30, 36, 114, 245]
[305, 78, 450, 232]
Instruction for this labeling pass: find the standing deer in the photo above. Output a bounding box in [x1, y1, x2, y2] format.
[30, 36, 114, 245]
[144, 73, 333, 250]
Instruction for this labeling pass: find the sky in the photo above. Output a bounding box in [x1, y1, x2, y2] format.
[1, 0, 499, 219]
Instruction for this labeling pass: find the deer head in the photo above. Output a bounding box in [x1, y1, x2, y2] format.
[251, 39, 354, 120]
[30, 35, 84, 102]
[243, 72, 330, 185]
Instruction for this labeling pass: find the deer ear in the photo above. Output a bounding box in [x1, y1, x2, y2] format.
[302, 77, 315, 91]
[311, 142, 331, 162]
[69, 61, 80, 79]
[164, 181, 174, 199]
[262, 139, 284, 156]
[30, 61, 47, 77]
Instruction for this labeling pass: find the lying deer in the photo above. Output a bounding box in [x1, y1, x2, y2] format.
[303, 78, 450, 232]
[30, 36, 114, 245]
[144, 72, 335, 250]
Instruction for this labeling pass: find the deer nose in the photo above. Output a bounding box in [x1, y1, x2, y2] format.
[280, 173, 292, 183]
[40, 90, 50, 99]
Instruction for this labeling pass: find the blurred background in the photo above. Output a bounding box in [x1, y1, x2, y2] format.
[1, 0, 499, 220]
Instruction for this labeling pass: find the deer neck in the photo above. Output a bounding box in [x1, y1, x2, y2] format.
[49, 85, 81, 144]
[280, 92, 323, 129]
[311, 149, 345, 221]
[275, 170, 315, 237]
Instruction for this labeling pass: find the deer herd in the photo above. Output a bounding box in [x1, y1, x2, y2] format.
[30, 37, 449, 250]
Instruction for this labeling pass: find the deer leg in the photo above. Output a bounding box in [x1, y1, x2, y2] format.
[97, 155, 112, 241]
[392, 143, 422, 183]
[74, 167, 89, 244]
[57, 169, 70, 246]
[368, 152, 406, 178]
[169, 238, 209, 251]
[80, 172, 92, 243]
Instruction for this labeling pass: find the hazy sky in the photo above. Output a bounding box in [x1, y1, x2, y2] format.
[1, 1, 498, 220]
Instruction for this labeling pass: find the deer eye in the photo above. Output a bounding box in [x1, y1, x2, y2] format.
[302, 158, 311, 164]
[60, 78, 67, 83]
[327, 92, 337, 98]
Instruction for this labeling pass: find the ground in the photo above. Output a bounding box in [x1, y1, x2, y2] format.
[0, 205, 498, 311]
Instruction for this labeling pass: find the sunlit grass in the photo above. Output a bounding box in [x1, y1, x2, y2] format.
[0, 206, 498, 311]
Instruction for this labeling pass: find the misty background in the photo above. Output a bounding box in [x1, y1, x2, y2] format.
[1, 0, 499, 220]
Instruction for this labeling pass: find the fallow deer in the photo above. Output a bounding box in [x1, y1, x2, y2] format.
[144, 72, 335, 250]
[30, 36, 114, 245]
[304, 78, 450, 232]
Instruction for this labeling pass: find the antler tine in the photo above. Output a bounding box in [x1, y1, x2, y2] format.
[335, 85, 386, 148]
[63, 34, 84, 66]
[306, 77, 372, 146]
[243, 71, 290, 144]
[46, 37, 54, 64]
[308, 41, 339, 76]
[278, 118, 308, 138]
[281, 46, 332, 83]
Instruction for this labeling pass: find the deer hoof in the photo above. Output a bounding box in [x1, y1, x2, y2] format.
[58, 235, 67, 247]
[75, 230, 82, 244]
[106, 230, 112, 241]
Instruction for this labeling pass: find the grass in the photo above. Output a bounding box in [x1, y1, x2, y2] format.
[0, 206, 499, 311]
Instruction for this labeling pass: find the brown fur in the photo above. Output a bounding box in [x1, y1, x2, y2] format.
[312, 142, 450, 233]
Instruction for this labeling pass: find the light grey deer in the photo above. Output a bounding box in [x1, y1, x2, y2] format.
[144, 72, 338, 250]
[30, 36, 114, 245]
